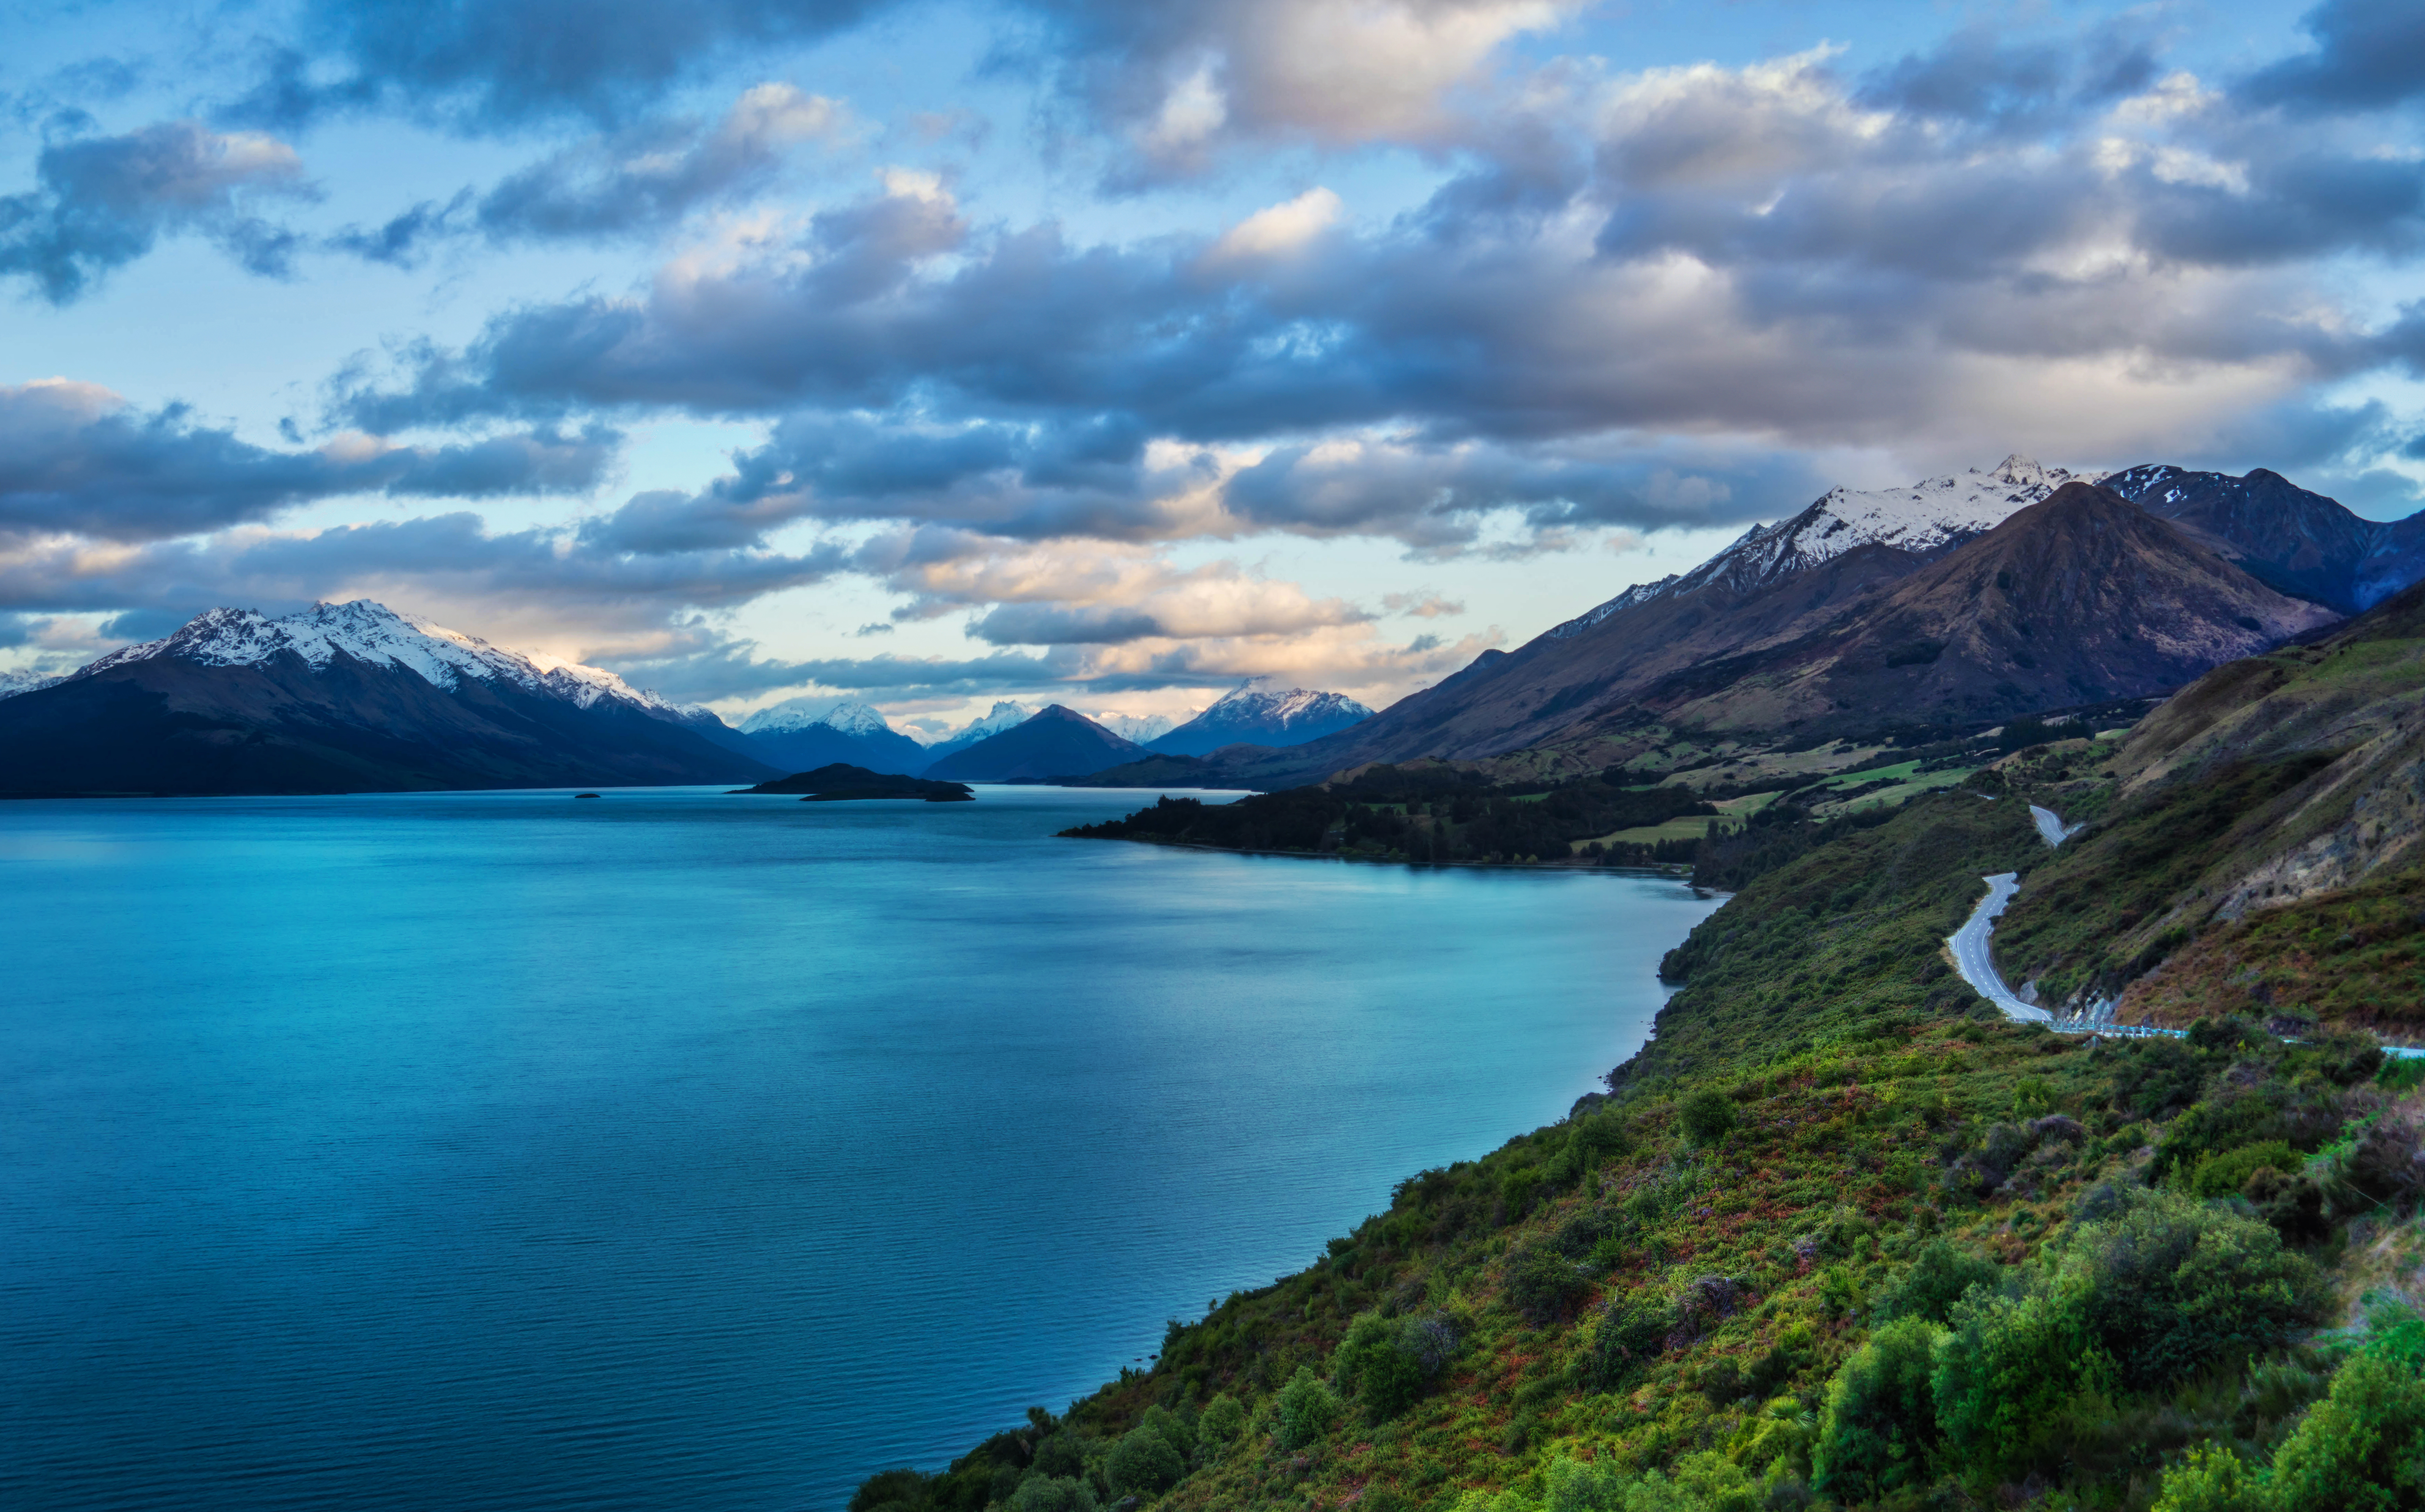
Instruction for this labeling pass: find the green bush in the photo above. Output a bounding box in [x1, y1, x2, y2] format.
[1680, 1090, 1737, 1146]
[2151, 1444, 2268, 1512]
[1030, 1433, 1086, 1478]
[2060, 1187, 2325, 1391]
[1104, 1425, 1185, 1497]
[1275, 1364, 1344, 1449]
[1196, 1393, 1245, 1450]
[2269, 1350, 2425, 1510]
[849, 1469, 930, 1512]
[2188, 1141, 2299, 1200]
[1932, 1286, 2092, 1477]
[1009, 1476, 1100, 1512]
[1505, 1244, 1593, 1325]
[1333, 1310, 1458, 1420]
[1587, 1290, 1675, 1389]
[1813, 1316, 1948, 1501]
[1138, 1404, 1194, 1463]
[1878, 1240, 1999, 1324]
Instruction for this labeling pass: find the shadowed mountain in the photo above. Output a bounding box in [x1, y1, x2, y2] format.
[0, 602, 777, 796]
[2101, 464, 2406, 614]
[1618, 481, 2339, 737]
[919, 705, 1147, 782]
[739, 700, 930, 775]
[1147, 685, 1373, 756]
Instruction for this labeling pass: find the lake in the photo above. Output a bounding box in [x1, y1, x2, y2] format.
[0, 786, 1721, 1511]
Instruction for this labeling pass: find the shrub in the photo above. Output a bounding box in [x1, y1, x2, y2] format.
[1813, 1317, 1947, 1501]
[1680, 1090, 1737, 1146]
[2268, 1349, 2425, 1510]
[2151, 1444, 2268, 1512]
[1587, 1290, 1675, 1388]
[1877, 1240, 1999, 1324]
[2060, 1187, 2325, 1391]
[1334, 1310, 1459, 1420]
[1104, 1426, 1185, 1497]
[1138, 1404, 1193, 1462]
[1195, 1393, 1245, 1451]
[1505, 1243, 1593, 1325]
[1274, 1365, 1343, 1449]
[1031, 1433, 1086, 1478]
[1932, 1287, 2091, 1477]
[2188, 1140, 2299, 1200]
[849, 1469, 930, 1512]
[1010, 1476, 1100, 1512]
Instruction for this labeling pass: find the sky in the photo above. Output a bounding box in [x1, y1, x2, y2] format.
[2, 0, 2421, 735]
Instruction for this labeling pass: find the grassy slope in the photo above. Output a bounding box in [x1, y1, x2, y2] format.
[855, 776, 2425, 1512]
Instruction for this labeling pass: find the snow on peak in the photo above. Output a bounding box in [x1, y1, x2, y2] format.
[1545, 456, 2087, 639]
[80, 600, 683, 714]
[0, 668, 64, 700]
[952, 701, 1035, 741]
[1096, 711, 1177, 743]
[1201, 681, 1374, 725]
[740, 698, 899, 738]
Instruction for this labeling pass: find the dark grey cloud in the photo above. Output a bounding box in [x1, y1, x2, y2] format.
[0, 120, 314, 301]
[0, 511, 849, 631]
[228, 2, 881, 130]
[0, 382, 619, 541]
[2242, 0, 2425, 114]
[1857, 21, 2160, 136]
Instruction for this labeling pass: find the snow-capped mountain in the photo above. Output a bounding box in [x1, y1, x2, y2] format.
[740, 697, 928, 775]
[84, 600, 695, 718]
[1096, 711, 1177, 745]
[1148, 682, 1374, 756]
[0, 668, 64, 700]
[1548, 456, 2086, 640]
[921, 701, 1037, 760]
[0, 600, 775, 795]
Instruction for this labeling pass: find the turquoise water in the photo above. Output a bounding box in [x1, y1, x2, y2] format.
[0, 786, 1719, 1511]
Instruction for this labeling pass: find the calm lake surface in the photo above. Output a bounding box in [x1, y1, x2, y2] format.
[0, 786, 1721, 1511]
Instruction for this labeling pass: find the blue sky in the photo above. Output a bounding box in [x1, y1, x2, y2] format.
[2, 0, 2420, 732]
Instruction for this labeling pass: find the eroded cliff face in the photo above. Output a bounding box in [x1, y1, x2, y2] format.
[2209, 724, 2425, 921]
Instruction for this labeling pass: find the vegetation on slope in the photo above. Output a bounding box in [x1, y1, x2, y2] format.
[856, 779, 2425, 1512]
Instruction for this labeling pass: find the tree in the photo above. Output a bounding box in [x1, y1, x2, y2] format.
[2269, 1350, 2425, 1511]
[1680, 1090, 1736, 1146]
[1010, 1476, 1100, 1512]
[1877, 1241, 1998, 1325]
[1275, 1365, 1344, 1449]
[1814, 1317, 1948, 1501]
[1196, 1393, 1246, 1450]
[1104, 1426, 1185, 1497]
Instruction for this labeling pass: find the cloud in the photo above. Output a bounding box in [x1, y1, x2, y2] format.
[0, 380, 619, 542]
[0, 120, 314, 301]
[2242, 0, 2425, 114]
[1207, 186, 1343, 262]
[1021, 0, 1575, 181]
[231, 1, 882, 130]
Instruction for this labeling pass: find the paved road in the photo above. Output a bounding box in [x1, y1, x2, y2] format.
[2028, 804, 2080, 847]
[1946, 872, 2052, 1023]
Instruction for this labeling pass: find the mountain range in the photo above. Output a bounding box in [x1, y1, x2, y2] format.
[5, 457, 2417, 798]
[0, 601, 777, 795]
[1145, 683, 1374, 756]
[1189, 458, 2420, 789]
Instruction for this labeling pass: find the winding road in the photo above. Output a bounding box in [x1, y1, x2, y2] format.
[2028, 804, 2082, 847]
[1945, 872, 2051, 1025]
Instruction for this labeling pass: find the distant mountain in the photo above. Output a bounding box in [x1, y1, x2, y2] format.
[1098, 711, 1178, 745]
[2100, 464, 2409, 613]
[0, 600, 776, 796]
[919, 705, 1147, 782]
[740, 698, 929, 774]
[0, 668, 64, 699]
[919, 701, 1035, 763]
[1147, 684, 1374, 756]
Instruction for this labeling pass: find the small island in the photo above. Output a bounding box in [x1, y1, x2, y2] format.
[733, 764, 976, 802]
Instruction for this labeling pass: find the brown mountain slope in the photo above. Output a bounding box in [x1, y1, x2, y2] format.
[1628, 482, 2339, 737]
[1986, 577, 2425, 1029]
[1221, 539, 1935, 786]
